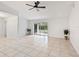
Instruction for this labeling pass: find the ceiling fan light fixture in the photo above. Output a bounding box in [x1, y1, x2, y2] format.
[25, 1, 46, 11]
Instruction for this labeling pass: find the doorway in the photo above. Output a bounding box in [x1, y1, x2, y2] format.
[34, 22, 48, 35]
[0, 19, 6, 37]
[0, 11, 18, 38]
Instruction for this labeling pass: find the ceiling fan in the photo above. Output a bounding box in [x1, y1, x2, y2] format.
[25, 1, 46, 11]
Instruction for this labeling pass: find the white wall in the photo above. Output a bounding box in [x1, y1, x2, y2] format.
[48, 17, 69, 38]
[47, 2, 73, 38]
[69, 2, 79, 54]
[18, 13, 28, 37]
[6, 16, 18, 38]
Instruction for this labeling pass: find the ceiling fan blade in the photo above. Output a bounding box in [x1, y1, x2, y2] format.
[37, 6, 46, 8]
[29, 7, 34, 10]
[26, 4, 34, 7]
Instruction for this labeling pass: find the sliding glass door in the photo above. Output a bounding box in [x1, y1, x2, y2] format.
[34, 22, 48, 35]
[39, 22, 48, 34]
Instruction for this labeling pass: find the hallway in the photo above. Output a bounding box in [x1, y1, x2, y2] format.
[0, 35, 78, 57]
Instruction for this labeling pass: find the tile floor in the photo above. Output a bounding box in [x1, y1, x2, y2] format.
[0, 35, 78, 57]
